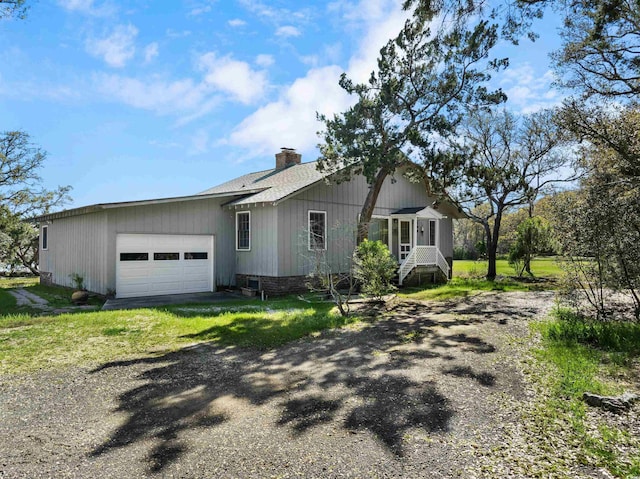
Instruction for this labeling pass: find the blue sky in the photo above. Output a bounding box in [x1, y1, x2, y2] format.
[1, 0, 565, 209]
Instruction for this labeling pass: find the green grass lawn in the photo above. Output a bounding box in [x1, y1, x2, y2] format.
[0, 277, 359, 374]
[453, 257, 564, 278]
[398, 257, 563, 301]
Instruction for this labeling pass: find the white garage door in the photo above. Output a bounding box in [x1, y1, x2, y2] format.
[116, 234, 214, 298]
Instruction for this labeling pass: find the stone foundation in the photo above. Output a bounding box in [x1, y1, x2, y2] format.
[236, 274, 313, 296]
[40, 271, 53, 286]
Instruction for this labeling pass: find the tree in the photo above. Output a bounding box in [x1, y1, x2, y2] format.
[318, 4, 506, 243]
[305, 223, 357, 317]
[0, 205, 38, 275]
[450, 108, 571, 280]
[0, 131, 71, 273]
[0, 0, 28, 19]
[553, 106, 640, 319]
[1, 131, 70, 217]
[453, 213, 486, 259]
[508, 216, 553, 276]
[550, 0, 640, 99]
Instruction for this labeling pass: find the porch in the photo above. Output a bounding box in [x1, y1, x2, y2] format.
[369, 206, 451, 285]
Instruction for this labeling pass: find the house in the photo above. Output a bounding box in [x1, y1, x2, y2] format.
[36, 148, 463, 299]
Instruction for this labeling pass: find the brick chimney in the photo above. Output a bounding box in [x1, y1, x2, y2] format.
[275, 147, 301, 169]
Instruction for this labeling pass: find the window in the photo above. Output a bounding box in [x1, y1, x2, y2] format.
[308, 210, 326, 250]
[236, 211, 250, 251]
[120, 253, 149, 261]
[368, 217, 389, 246]
[154, 253, 179, 260]
[42, 225, 48, 250]
[400, 220, 411, 244]
[184, 252, 208, 260]
[428, 220, 436, 246]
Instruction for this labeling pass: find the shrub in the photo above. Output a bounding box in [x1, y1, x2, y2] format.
[353, 239, 397, 300]
[69, 273, 85, 291]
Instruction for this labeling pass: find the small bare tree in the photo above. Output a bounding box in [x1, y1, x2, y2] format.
[303, 222, 357, 317]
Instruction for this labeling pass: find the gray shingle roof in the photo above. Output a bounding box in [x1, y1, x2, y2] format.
[199, 161, 327, 205]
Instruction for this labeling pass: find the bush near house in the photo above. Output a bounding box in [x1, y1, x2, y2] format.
[353, 239, 397, 300]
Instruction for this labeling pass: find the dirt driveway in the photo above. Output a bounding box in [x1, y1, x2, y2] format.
[0, 291, 555, 478]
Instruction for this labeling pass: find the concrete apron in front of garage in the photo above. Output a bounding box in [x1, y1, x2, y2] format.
[102, 292, 238, 311]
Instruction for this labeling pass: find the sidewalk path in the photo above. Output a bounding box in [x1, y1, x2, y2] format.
[8, 288, 49, 308]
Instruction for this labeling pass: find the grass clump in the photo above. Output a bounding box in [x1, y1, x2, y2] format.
[544, 308, 640, 361]
[527, 308, 640, 477]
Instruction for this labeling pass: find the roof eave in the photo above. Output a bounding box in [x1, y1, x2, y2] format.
[35, 189, 266, 222]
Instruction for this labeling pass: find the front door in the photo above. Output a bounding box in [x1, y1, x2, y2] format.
[399, 220, 412, 261]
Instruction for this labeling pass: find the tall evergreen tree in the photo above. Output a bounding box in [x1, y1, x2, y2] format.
[317, 5, 506, 243]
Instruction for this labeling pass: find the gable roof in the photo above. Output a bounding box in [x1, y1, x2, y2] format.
[198, 160, 327, 206]
[35, 161, 329, 221]
[35, 158, 469, 221]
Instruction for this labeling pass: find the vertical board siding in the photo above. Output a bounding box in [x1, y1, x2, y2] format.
[41, 166, 458, 292]
[40, 212, 108, 293]
[234, 205, 278, 277]
[103, 197, 235, 291]
[438, 217, 453, 258]
[277, 170, 440, 277]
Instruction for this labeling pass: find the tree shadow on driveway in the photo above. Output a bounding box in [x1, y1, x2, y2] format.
[87, 300, 511, 473]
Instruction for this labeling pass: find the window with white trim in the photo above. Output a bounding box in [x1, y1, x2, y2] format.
[42, 225, 48, 250]
[308, 210, 326, 250]
[428, 220, 436, 246]
[236, 211, 250, 251]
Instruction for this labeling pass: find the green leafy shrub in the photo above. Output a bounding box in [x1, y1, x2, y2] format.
[353, 239, 397, 300]
[508, 216, 553, 276]
[69, 273, 85, 291]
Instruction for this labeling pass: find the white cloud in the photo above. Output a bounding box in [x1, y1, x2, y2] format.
[58, 0, 94, 11]
[345, 0, 409, 83]
[144, 42, 159, 64]
[94, 73, 211, 114]
[255, 54, 274, 67]
[300, 43, 342, 67]
[199, 53, 268, 104]
[275, 25, 301, 38]
[57, 0, 114, 16]
[189, 5, 211, 16]
[500, 64, 564, 113]
[86, 24, 138, 68]
[238, 0, 313, 27]
[237, 0, 279, 19]
[227, 0, 408, 157]
[94, 51, 270, 122]
[228, 18, 247, 27]
[228, 66, 352, 155]
[166, 29, 192, 38]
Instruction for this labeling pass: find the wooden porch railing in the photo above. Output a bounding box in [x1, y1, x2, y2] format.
[398, 246, 450, 285]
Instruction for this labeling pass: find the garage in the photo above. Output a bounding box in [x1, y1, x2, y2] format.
[116, 234, 214, 298]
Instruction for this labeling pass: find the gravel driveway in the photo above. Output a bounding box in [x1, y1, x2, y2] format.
[0, 291, 555, 478]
